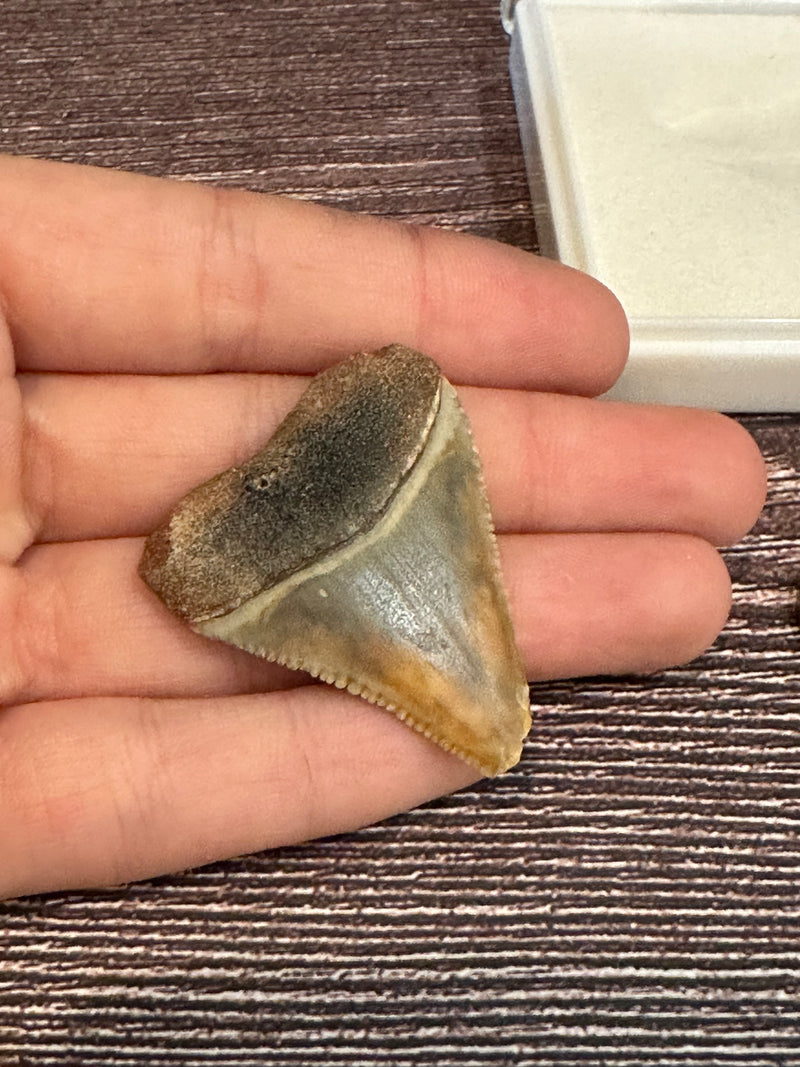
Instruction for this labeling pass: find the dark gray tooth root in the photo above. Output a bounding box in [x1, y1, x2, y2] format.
[139, 343, 531, 776]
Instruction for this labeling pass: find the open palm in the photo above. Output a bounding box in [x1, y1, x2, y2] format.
[0, 156, 765, 899]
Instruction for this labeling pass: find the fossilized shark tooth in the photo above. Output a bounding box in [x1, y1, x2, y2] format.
[140, 344, 531, 775]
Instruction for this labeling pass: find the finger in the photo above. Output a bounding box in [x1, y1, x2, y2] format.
[0, 320, 32, 563]
[0, 687, 479, 900]
[21, 373, 766, 546]
[503, 531, 731, 680]
[469, 390, 766, 548]
[7, 532, 731, 706]
[1, 155, 627, 392]
[0, 528, 731, 900]
[3, 538, 302, 709]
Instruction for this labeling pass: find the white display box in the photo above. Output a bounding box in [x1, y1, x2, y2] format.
[504, 0, 800, 411]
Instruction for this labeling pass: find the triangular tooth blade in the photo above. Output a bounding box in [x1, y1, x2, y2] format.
[140, 345, 531, 776]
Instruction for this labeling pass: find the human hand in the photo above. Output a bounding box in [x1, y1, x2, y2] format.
[0, 156, 766, 899]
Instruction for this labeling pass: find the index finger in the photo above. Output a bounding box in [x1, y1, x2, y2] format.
[1, 155, 627, 393]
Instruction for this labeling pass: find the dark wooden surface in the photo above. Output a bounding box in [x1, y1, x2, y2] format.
[2, 2, 799, 1064]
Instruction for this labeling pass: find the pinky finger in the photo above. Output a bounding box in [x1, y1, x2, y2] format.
[0, 687, 477, 900]
[1, 532, 731, 899]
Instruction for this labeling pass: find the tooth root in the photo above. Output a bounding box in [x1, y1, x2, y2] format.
[141, 345, 531, 776]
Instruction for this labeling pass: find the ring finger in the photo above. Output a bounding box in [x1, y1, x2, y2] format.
[6, 530, 731, 706]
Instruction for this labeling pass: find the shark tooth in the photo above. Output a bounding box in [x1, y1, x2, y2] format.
[139, 344, 531, 775]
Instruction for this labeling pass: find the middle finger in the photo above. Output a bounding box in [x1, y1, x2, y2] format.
[21, 373, 765, 546]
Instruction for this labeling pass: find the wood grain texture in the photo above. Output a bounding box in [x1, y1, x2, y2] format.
[1, 2, 799, 1065]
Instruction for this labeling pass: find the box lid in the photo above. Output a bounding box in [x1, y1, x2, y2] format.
[505, 0, 800, 411]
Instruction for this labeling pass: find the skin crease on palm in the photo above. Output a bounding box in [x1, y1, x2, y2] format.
[0, 155, 766, 901]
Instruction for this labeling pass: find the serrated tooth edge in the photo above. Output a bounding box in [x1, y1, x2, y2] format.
[229, 639, 504, 776]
